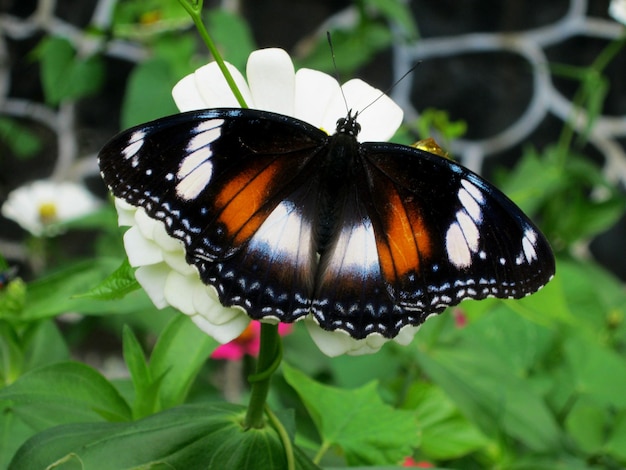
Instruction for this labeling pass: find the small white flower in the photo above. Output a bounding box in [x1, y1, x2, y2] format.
[610, 0, 626, 25]
[115, 48, 414, 355]
[2, 180, 101, 236]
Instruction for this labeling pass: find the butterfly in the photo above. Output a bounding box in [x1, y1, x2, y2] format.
[98, 108, 555, 339]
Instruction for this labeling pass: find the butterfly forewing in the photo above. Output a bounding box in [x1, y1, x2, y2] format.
[99, 109, 329, 319]
[99, 108, 555, 339]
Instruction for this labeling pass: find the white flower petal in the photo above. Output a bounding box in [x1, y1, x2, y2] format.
[114, 198, 137, 226]
[393, 325, 421, 346]
[193, 284, 245, 325]
[123, 226, 164, 266]
[330, 79, 403, 142]
[2, 180, 100, 236]
[294, 68, 342, 131]
[246, 48, 296, 114]
[162, 249, 196, 276]
[610, 0, 626, 25]
[133, 208, 162, 241]
[190, 311, 250, 343]
[134, 264, 170, 308]
[171, 74, 206, 111]
[164, 271, 197, 314]
[152, 221, 185, 253]
[305, 319, 356, 357]
[55, 183, 101, 220]
[173, 62, 253, 111]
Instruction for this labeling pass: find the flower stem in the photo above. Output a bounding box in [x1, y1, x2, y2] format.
[177, 0, 248, 108]
[244, 322, 282, 429]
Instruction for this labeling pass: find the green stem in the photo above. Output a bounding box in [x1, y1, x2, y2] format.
[177, 0, 248, 108]
[265, 405, 295, 470]
[556, 35, 626, 164]
[244, 323, 282, 429]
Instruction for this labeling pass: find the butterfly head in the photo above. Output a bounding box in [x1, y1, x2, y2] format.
[335, 110, 361, 137]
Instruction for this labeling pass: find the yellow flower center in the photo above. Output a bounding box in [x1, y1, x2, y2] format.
[38, 202, 58, 224]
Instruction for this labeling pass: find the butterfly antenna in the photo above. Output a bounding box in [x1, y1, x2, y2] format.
[358, 61, 421, 116]
[327, 32, 351, 115]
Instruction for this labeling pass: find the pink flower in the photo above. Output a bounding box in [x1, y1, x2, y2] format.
[453, 308, 468, 328]
[211, 321, 293, 360]
[403, 456, 434, 467]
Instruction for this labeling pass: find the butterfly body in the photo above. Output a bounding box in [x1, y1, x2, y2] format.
[99, 108, 554, 339]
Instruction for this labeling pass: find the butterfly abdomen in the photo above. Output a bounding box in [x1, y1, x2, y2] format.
[314, 132, 361, 254]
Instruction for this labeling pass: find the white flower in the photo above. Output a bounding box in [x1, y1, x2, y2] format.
[610, 0, 626, 25]
[116, 48, 414, 355]
[2, 180, 101, 236]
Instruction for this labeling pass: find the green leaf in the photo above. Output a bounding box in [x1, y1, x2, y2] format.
[0, 277, 26, 318]
[0, 362, 132, 467]
[121, 58, 179, 128]
[21, 320, 70, 372]
[498, 147, 563, 215]
[149, 314, 218, 409]
[564, 335, 626, 408]
[34, 36, 104, 105]
[22, 259, 157, 320]
[283, 362, 418, 466]
[415, 309, 562, 452]
[75, 258, 139, 301]
[9, 403, 319, 470]
[0, 362, 131, 426]
[297, 24, 392, 75]
[565, 397, 608, 455]
[207, 9, 256, 71]
[407, 383, 489, 460]
[0, 321, 23, 386]
[0, 117, 42, 159]
[606, 411, 626, 462]
[555, 259, 626, 341]
[122, 326, 161, 419]
[365, 0, 418, 39]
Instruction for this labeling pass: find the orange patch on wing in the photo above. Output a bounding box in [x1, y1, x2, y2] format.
[216, 164, 278, 243]
[377, 190, 431, 281]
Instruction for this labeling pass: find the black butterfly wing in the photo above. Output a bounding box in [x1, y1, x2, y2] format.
[99, 108, 327, 321]
[312, 142, 555, 338]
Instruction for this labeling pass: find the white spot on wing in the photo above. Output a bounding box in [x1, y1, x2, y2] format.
[123, 130, 146, 160]
[175, 161, 213, 200]
[187, 119, 224, 151]
[461, 179, 484, 203]
[247, 201, 312, 265]
[446, 222, 472, 268]
[178, 147, 213, 179]
[456, 210, 479, 252]
[327, 219, 380, 277]
[522, 228, 538, 263]
[458, 188, 482, 222]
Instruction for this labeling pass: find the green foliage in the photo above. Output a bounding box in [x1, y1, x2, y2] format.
[283, 363, 418, 466]
[34, 36, 104, 106]
[9, 403, 317, 470]
[499, 145, 626, 248]
[0, 118, 42, 159]
[3, 0, 626, 468]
